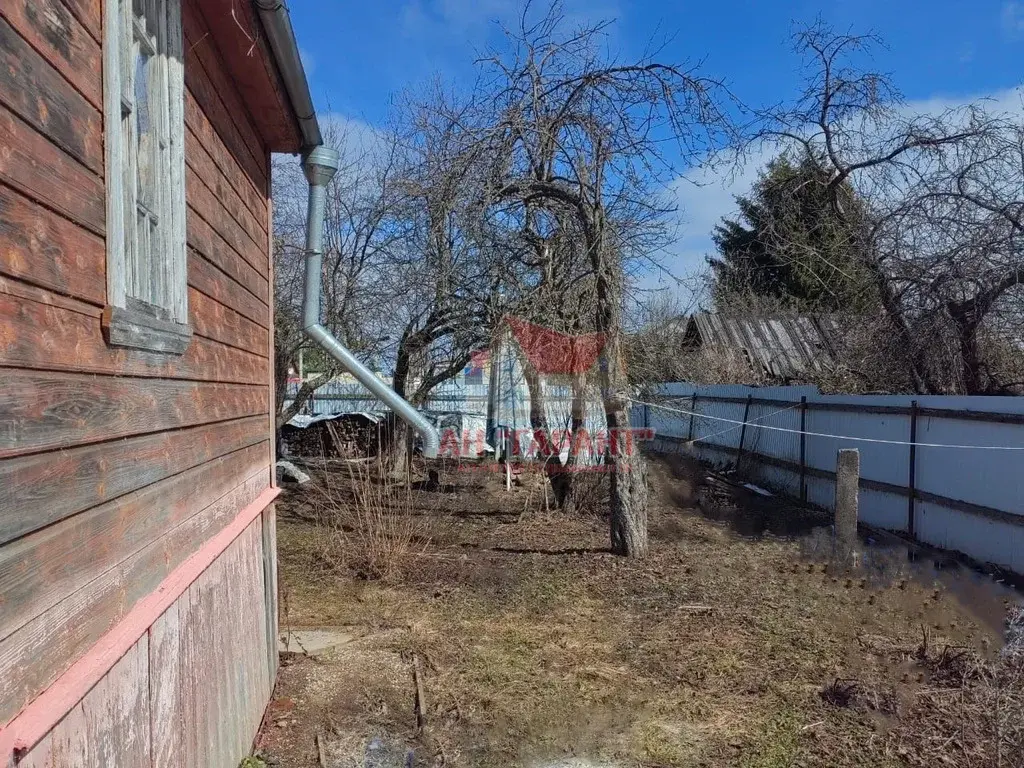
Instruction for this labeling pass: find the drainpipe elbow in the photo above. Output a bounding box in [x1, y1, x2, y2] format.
[298, 147, 441, 460]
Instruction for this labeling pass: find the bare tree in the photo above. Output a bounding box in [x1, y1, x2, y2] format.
[508, 208, 600, 504]
[889, 120, 1024, 393]
[624, 290, 705, 390]
[273, 106, 511, 455]
[759, 22, 1021, 395]
[356, 86, 532, 472]
[384, 90, 496, 407]
[457, 2, 736, 556]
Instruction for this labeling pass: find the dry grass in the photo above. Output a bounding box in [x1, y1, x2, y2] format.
[306, 459, 437, 582]
[888, 641, 1024, 767]
[260, 453, 1023, 768]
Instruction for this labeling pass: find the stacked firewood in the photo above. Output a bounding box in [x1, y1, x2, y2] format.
[281, 415, 387, 459]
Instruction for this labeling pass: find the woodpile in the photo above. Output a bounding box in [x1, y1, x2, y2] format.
[281, 414, 388, 459]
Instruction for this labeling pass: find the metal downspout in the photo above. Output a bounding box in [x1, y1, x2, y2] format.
[301, 147, 440, 457]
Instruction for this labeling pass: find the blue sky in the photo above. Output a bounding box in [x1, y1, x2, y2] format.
[288, 0, 1024, 301]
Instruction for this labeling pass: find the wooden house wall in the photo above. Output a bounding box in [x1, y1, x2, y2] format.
[0, 0, 279, 747]
[15, 516, 274, 768]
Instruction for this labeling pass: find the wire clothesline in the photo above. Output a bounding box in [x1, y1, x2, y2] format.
[689, 400, 805, 444]
[636, 398, 1024, 452]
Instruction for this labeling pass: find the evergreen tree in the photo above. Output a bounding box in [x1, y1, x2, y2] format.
[707, 154, 878, 312]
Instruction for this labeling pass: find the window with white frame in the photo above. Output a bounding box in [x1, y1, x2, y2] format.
[103, 0, 190, 353]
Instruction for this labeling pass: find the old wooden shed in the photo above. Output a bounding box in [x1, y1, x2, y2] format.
[0, 0, 320, 764]
[680, 312, 844, 381]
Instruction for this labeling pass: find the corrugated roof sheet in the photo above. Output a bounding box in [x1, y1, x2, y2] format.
[684, 313, 843, 380]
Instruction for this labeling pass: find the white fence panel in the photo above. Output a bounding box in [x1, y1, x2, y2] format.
[914, 396, 1024, 515]
[805, 406, 911, 489]
[640, 383, 1024, 574]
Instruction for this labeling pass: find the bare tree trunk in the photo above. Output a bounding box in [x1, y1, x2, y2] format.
[949, 306, 984, 395]
[276, 369, 333, 431]
[485, 332, 503, 454]
[590, 219, 649, 558]
[384, 340, 414, 477]
[523, 364, 549, 453]
[559, 372, 587, 513]
[859, 251, 941, 395]
[273, 345, 293, 451]
[384, 416, 412, 478]
[524, 362, 580, 507]
[603, 352, 649, 558]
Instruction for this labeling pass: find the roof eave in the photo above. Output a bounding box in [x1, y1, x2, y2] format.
[252, 1, 322, 152]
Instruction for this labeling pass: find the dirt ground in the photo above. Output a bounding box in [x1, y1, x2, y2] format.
[255, 452, 1023, 768]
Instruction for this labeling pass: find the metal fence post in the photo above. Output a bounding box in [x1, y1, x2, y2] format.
[908, 400, 918, 539]
[687, 393, 697, 441]
[799, 396, 808, 502]
[735, 394, 753, 471]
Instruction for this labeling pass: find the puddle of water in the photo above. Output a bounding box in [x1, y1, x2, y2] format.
[799, 525, 1022, 640]
[695, 475, 1022, 642]
[652, 454, 1022, 648]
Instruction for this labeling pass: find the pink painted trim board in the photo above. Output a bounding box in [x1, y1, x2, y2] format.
[0, 486, 281, 764]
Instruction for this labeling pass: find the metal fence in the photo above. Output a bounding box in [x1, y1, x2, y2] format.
[289, 375, 1024, 570]
[285, 361, 606, 459]
[285, 378, 603, 428]
[633, 383, 1024, 574]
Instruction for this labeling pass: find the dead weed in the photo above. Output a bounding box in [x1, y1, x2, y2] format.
[262, 453, 1022, 768]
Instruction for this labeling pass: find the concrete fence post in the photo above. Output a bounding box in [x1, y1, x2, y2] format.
[835, 448, 860, 566]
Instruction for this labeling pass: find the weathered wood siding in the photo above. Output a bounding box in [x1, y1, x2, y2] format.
[15, 517, 273, 768]
[0, 0, 280, 755]
[17, 636, 152, 768]
[149, 520, 273, 767]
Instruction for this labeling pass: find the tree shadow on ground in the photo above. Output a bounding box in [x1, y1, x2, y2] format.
[489, 545, 611, 556]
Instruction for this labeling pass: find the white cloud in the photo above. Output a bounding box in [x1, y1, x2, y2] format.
[907, 86, 1023, 117]
[645, 142, 773, 303]
[1003, 2, 1024, 37]
[438, 0, 519, 30]
[399, 0, 515, 38]
[320, 113, 386, 160]
[272, 114, 387, 191]
[299, 47, 316, 79]
[656, 87, 1024, 297]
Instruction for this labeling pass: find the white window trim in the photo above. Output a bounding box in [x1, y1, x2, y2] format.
[103, 0, 190, 354]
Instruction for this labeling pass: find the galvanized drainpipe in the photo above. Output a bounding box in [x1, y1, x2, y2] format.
[301, 147, 440, 457]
